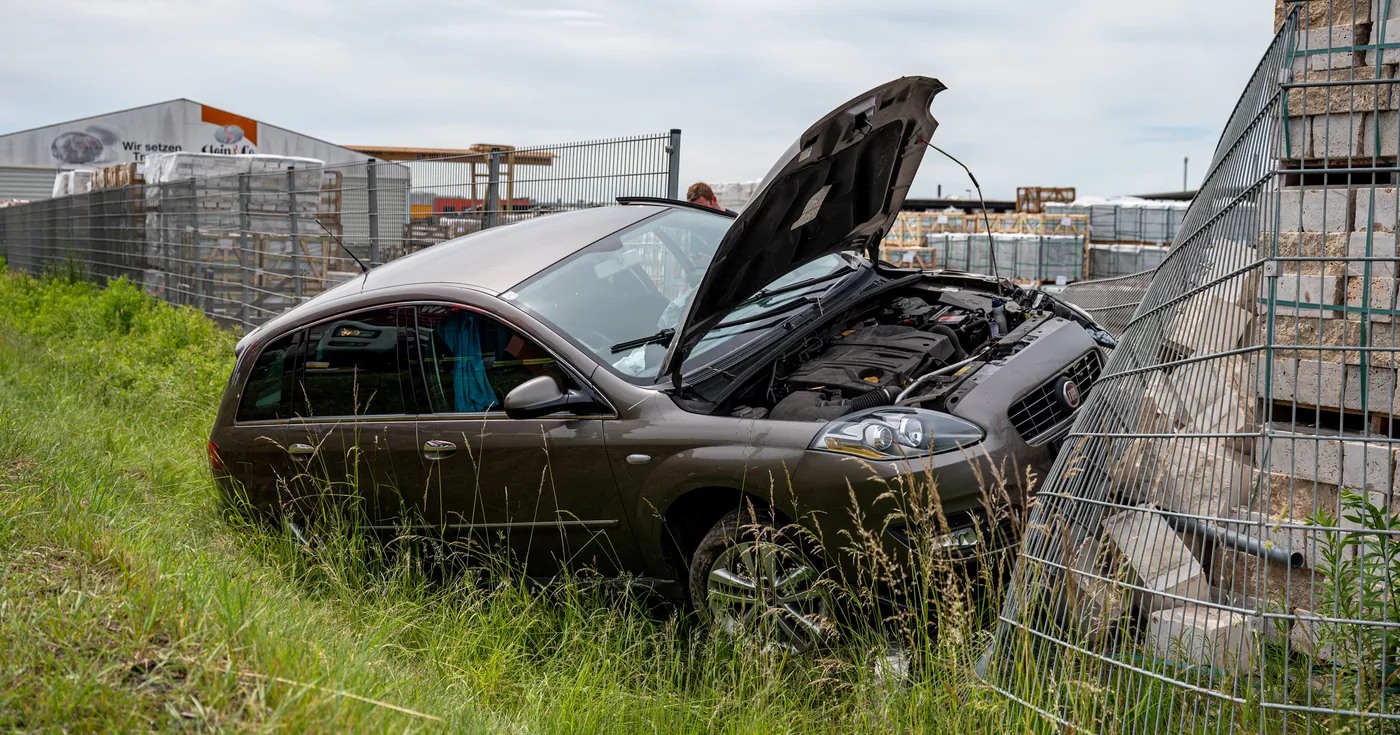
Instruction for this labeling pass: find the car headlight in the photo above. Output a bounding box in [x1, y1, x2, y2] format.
[811, 407, 984, 459]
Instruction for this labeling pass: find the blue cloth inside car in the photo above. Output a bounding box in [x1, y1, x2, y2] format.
[439, 312, 497, 412]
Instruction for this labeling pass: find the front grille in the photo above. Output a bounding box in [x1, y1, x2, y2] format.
[1007, 350, 1102, 441]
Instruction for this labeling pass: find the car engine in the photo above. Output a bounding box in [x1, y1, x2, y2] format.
[725, 282, 1109, 435]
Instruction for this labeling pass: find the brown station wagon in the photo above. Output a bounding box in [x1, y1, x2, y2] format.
[209, 77, 1113, 650]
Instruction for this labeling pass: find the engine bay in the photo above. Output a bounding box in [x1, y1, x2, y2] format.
[722, 281, 1101, 423]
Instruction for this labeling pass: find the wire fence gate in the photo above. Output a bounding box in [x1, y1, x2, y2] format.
[989, 2, 1400, 730]
[0, 131, 679, 329]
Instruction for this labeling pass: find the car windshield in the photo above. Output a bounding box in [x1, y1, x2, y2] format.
[512, 208, 852, 383]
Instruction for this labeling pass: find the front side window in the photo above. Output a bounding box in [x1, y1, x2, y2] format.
[294, 307, 407, 418]
[237, 332, 297, 422]
[412, 306, 566, 414]
[513, 209, 851, 383]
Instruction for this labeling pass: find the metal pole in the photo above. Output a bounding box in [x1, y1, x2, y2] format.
[485, 148, 501, 229]
[367, 162, 380, 266]
[287, 168, 302, 302]
[666, 129, 682, 200]
[238, 173, 251, 325]
[1183, 156, 1189, 191]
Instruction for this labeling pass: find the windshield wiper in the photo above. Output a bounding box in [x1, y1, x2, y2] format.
[714, 294, 818, 330]
[739, 267, 852, 308]
[610, 327, 675, 353]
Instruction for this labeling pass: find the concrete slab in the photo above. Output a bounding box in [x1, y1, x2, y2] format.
[1270, 231, 1349, 275]
[1271, 315, 1399, 368]
[1269, 273, 1344, 318]
[1362, 111, 1400, 158]
[1355, 187, 1400, 233]
[1311, 112, 1365, 158]
[1341, 439, 1395, 492]
[1280, 187, 1352, 233]
[1345, 231, 1397, 276]
[1148, 604, 1257, 673]
[1170, 295, 1254, 355]
[1293, 25, 1360, 71]
[1102, 506, 1213, 613]
[1262, 426, 1346, 486]
[1067, 535, 1130, 641]
[1156, 441, 1257, 517]
[1344, 276, 1398, 322]
[1289, 608, 1335, 660]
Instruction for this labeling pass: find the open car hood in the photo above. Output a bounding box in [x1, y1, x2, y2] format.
[659, 76, 945, 383]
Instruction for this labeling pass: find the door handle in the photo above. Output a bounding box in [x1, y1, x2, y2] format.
[422, 439, 457, 459]
[287, 443, 315, 460]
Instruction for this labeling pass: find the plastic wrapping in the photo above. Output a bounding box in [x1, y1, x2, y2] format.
[921, 233, 1085, 282]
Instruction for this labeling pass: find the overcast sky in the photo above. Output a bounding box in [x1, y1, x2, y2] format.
[1, 0, 1273, 200]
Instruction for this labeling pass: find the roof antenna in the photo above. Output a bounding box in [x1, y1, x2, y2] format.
[925, 142, 1004, 294]
[314, 218, 371, 274]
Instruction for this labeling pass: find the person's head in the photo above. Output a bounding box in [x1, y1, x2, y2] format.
[686, 182, 723, 211]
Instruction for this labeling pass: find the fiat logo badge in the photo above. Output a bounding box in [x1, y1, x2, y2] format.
[1061, 380, 1081, 409]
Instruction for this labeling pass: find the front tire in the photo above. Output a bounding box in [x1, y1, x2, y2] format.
[688, 509, 832, 653]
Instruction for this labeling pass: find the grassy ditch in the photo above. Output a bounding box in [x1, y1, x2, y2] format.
[0, 270, 1031, 733]
[5, 269, 1343, 733]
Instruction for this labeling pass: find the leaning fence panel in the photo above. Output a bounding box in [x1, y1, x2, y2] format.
[990, 5, 1400, 730]
[0, 132, 675, 329]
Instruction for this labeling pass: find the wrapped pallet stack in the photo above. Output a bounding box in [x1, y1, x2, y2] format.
[1049, 197, 1191, 279]
[142, 152, 344, 323]
[881, 208, 1089, 284]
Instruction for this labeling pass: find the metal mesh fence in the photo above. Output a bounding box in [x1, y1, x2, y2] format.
[989, 2, 1400, 729]
[0, 132, 678, 329]
[1058, 270, 1155, 338]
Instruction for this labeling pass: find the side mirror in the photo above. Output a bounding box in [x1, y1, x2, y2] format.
[503, 375, 600, 420]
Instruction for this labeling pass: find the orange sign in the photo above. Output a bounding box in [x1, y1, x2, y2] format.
[200, 105, 259, 146]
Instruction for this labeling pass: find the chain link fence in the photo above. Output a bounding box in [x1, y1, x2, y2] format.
[989, 2, 1400, 729]
[0, 132, 679, 329]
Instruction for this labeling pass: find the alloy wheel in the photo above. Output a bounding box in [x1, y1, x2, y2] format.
[705, 539, 829, 653]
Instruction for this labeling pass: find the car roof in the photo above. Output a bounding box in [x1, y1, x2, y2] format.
[363, 203, 667, 294]
[235, 203, 670, 355]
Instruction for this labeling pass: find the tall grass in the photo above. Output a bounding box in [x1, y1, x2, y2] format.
[0, 269, 1333, 733]
[0, 271, 1034, 732]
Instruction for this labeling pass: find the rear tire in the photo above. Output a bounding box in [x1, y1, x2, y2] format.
[687, 509, 832, 653]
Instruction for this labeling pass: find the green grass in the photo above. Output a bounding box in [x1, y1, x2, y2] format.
[0, 271, 1032, 733]
[0, 269, 1364, 733]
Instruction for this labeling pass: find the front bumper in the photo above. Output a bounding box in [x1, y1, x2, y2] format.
[785, 432, 1046, 589]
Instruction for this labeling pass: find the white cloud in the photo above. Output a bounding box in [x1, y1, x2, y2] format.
[0, 0, 1273, 198]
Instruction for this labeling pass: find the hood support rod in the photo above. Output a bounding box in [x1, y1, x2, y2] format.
[926, 142, 1004, 295]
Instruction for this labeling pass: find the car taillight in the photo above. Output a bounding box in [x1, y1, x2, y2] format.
[207, 440, 224, 472]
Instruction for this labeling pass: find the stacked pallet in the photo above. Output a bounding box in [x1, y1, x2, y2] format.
[882, 209, 1089, 284]
[91, 163, 144, 191]
[883, 210, 1089, 245]
[141, 152, 345, 321]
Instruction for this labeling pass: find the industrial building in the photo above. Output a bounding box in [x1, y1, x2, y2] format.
[0, 99, 376, 201]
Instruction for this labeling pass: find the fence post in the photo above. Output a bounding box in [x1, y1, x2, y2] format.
[238, 173, 251, 326]
[485, 148, 501, 229]
[287, 168, 302, 302]
[666, 129, 682, 200]
[367, 161, 380, 266]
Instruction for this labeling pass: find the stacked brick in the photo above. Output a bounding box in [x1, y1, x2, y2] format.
[1263, 0, 1400, 598]
[1064, 1, 1400, 672]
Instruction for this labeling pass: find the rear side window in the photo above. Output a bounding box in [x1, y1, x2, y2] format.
[237, 332, 296, 422]
[412, 306, 567, 414]
[294, 308, 407, 418]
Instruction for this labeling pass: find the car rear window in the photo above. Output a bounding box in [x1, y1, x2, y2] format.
[236, 332, 296, 422]
[294, 308, 408, 418]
